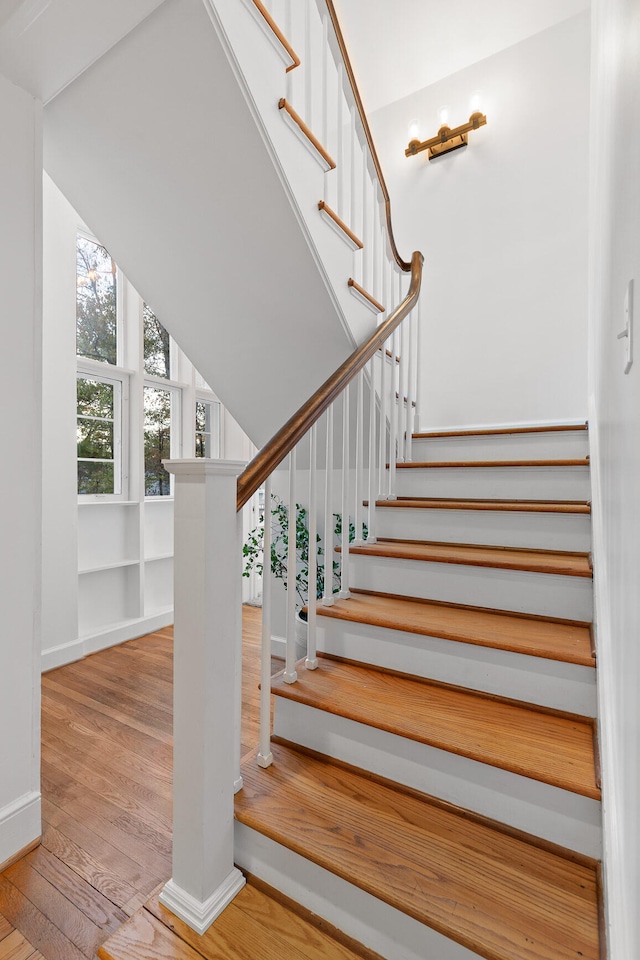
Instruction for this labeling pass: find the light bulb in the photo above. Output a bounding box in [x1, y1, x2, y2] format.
[407, 118, 420, 142]
[470, 90, 482, 115]
[438, 105, 449, 128]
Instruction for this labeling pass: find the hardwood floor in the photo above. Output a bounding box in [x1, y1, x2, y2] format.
[0, 607, 273, 960]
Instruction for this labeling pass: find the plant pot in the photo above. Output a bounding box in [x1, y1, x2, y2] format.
[295, 608, 308, 660]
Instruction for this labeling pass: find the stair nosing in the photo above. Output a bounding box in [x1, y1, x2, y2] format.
[413, 422, 588, 439]
[343, 538, 593, 578]
[372, 496, 591, 514]
[394, 457, 589, 468]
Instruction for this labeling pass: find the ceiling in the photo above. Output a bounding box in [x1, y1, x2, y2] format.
[331, 0, 590, 115]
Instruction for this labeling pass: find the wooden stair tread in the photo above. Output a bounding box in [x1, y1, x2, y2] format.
[98, 883, 377, 960]
[317, 592, 594, 666]
[345, 539, 592, 578]
[413, 423, 588, 439]
[395, 458, 589, 468]
[375, 497, 591, 514]
[272, 657, 599, 798]
[236, 742, 601, 960]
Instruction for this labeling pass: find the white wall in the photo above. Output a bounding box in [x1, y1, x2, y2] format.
[41, 174, 79, 666]
[0, 73, 42, 865]
[589, 1, 640, 955]
[370, 14, 590, 430]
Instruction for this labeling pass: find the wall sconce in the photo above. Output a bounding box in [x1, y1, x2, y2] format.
[405, 108, 487, 161]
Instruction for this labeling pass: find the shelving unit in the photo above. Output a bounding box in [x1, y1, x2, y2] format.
[77, 497, 175, 649]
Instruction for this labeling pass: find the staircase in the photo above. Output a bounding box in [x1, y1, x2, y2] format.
[73, 0, 603, 956]
[234, 423, 603, 960]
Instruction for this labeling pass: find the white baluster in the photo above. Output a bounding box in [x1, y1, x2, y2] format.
[354, 368, 364, 544]
[398, 318, 407, 464]
[284, 448, 297, 683]
[360, 149, 368, 288]
[388, 274, 399, 500]
[285, 0, 293, 102]
[306, 424, 318, 669]
[367, 357, 377, 543]
[321, 13, 328, 202]
[323, 405, 334, 605]
[340, 387, 351, 598]
[415, 296, 423, 435]
[304, 0, 312, 127]
[336, 63, 344, 220]
[258, 475, 273, 767]
[378, 264, 389, 498]
[350, 106, 357, 230]
[406, 309, 415, 462]
[372, 198, 379, 303]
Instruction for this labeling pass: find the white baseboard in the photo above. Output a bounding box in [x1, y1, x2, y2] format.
[41, 609, 174, 673]
[0, 791, 41, 868]
[159, 869, 246, 934]
[271, 633, 286, 659]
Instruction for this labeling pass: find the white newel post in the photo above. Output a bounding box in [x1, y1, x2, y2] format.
[159, 459, 247, 935]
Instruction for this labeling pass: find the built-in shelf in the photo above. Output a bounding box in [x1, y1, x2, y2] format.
[79, 558, 140, 576]
[144, 553, 174, 564]
[78, 500, 139, 507]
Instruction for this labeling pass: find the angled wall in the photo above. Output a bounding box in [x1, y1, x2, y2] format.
[43, 0, 354, 450]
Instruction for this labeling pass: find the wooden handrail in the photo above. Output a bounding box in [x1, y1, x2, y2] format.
[324, 0, 411, 273]
[237, 251, 423, 510]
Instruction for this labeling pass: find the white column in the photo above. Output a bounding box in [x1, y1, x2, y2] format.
[160, 459, 246, 935]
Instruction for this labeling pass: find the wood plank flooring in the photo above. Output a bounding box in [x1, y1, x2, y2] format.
[98, 885, 383, 960]
[0, 607, 274, 960]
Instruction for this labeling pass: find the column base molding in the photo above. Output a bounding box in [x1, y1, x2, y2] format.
[159, 868, 246, 935]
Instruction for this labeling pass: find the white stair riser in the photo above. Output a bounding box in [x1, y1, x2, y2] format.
[315, 617, 597, 717]
[410, 430, 589, 462]
[273, 701, 602, 859]
[374, 506, 591, 552]
[348, 553, 593, 620]
[235, 823, 483, 960]
[393, 465, 590, 501]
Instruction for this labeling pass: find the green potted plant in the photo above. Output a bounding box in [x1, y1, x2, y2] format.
[242, 495, 365, 656]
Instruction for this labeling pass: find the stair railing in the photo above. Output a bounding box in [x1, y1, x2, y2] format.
[159, 0, 424, 935]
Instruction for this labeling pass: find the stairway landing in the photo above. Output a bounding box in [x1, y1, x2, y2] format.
[98, 882, 382, 960]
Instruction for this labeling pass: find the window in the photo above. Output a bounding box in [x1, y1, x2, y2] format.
[143, 304, 171, 379]
[77, 375, 122, 495]
[76, 236, 118, 364]
[144, 386, 178, 496]
[195, 398, 221, 458]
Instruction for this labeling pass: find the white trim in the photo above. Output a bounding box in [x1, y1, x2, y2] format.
[163, 458, 246, 479]
[239, 0, 297, 70]
[42, 608, 174, 672]
[0, 792, 41, 869]
[159, 870, 246, 935]
[587, 396, 620, 955]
